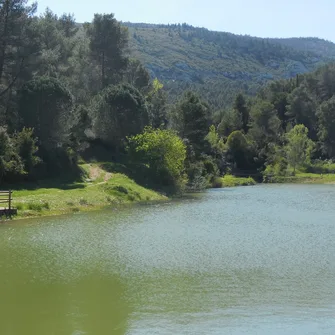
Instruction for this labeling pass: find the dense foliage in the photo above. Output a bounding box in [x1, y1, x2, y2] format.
[2, 0, 335, 191]
[125, 23, 335, 109]
[128, 127, 187, 193]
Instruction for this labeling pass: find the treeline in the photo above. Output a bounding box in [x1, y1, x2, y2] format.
[1, 1, 335, 193]
[127, 22, 329, 63]
[215, 63, 335, 179]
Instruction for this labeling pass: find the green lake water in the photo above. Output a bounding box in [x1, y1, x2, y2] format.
[0, 184, 334, 335]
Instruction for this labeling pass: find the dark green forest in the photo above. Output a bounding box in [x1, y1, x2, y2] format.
[2, 0, 335, 193]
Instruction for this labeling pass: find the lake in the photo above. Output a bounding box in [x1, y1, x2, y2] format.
[0, 184, 334, 335]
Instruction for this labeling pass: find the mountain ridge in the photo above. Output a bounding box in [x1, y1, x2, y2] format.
[123, 22, 335, 108]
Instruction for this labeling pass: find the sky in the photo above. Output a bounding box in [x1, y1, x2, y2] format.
[34, 0, 335, 41]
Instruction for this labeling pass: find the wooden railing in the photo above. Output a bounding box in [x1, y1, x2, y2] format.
[0, 190, 12, 210]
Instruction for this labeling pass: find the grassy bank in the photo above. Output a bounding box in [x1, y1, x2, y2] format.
[264, 172, 335, 184]
[214, 175, 257, 188]
[7, 163, 166, 219]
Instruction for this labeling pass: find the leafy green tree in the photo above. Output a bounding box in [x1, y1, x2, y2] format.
[317, 96, 335, 158]
[86, 13, 128, 89]
[128, 127, 187, 192]
[92, 83, 149, 151]
[285, 124, 315, 173]
[171, 91, 210, 155]
[18, 76, 73, 150]
[205, 125, 226, 157]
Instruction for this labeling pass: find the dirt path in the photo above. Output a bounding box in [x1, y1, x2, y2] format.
[87, 165, 113, 186]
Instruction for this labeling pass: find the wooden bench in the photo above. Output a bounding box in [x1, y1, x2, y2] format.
[0, 190, 17, 218]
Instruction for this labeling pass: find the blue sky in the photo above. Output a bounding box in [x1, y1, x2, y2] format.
[34, 0, 334, 41]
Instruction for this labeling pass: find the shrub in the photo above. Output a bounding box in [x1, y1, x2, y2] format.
[128, 127, 187, 193]
[212, 177, 223, 188]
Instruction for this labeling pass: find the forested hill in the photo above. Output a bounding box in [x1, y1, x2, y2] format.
[125, 23, 335, 108]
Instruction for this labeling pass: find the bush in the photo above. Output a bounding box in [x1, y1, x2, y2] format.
[0, 127, 25, 182]
[186, 161, 209, 191]
[305, 160, 335, 174]
[13, 128, 40, 176]
[212, 177, 223, 188]
[128, 127, 187, 193]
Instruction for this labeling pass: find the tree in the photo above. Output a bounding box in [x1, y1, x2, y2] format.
[271, 92, 289, 131]
[0, 126, 24, 181]
[13, 127, 40, 175]
[124, 59, 150, 93]
[226, 130, 251, 169]
[147, 78, 167, 128]
[18, 76, 73, 150]
[58, 13, 78, 38]
[86, 13, 128, 89]
[68, 105, 93, 150]
[317, 96, 335, 158]
[286, 85, 318, 140]
[92, 83, 149, 151]
[233, 93, 249, 133]
[249, 101, 281, 150]
[217, 109, 242, 138]
[171, 91, 210, 155]
[128, 127, 187, 192]
[205, 125, 225, 157]
[0, 0, 37, 97]
[285, 124, 315, 173]
[67, 34, 100, 103]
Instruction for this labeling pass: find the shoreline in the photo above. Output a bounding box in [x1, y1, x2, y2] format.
[3, 172, 335, 222]
[3, 163, 167, 221]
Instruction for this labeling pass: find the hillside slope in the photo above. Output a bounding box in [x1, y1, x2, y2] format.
[125, 23, 335, 108]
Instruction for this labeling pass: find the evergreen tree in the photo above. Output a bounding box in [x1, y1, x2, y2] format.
[92, 83, 149, 151]
[86, 13, 128, 89]
[233, 93, 249, 134]
[18, 76, 73, 150]
[317, 96, 335, 158]
[171, 91, 210, 156]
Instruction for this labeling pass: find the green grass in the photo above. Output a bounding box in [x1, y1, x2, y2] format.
[213, 175, 256, 188]
[265, 172, 335, 184]
[9, 163, 166, 219]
